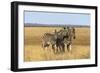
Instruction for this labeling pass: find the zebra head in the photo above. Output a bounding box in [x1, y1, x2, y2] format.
[57, 27, 69, 40]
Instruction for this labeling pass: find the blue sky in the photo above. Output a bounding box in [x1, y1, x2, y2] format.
[24, 11, 90, 26]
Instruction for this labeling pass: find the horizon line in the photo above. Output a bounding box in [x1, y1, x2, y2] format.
[24, 23, 90, 27]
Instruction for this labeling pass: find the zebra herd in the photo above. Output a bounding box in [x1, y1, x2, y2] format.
[42, 27, 76, 54]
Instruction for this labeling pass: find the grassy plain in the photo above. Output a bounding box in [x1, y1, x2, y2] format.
[24, 27, 90, 62]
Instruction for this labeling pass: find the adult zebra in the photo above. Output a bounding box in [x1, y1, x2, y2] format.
[59, 27, 76, 52]
[41, 30, 65, 53]
[41, 32, 56, 49]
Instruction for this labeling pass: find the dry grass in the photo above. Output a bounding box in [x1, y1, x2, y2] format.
[24, 27, 90, 62]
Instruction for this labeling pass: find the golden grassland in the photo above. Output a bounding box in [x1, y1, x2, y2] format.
[24, 27, 90, 62]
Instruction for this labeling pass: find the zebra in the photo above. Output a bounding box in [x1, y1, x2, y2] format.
[67, 27, 76, 52]
[41, 32, 56, 49]
[41, 29, 65, 54]
[55, 34, 65, 53]
[57, 27, 76, 52]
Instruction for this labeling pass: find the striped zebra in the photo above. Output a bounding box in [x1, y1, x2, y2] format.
[59, 27, 76, 52]
[54, 31, 65, 53]
[41, 31, 57, 49]
[41, 30, 65, 53]
[67, 27, 76, 52]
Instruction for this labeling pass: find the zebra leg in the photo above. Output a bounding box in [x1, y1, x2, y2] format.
[42, 42, 50, 51]
[55, 42, 60, 54]
[62, 44, 65, 53]
[69, 44, 72, 52]
[52, 44, 56, 54]
[67, 43, 72, 52]
[67, 43, 70, 52]
[55, 44, 59, 54]
[60, 43, 65, 53]
[57, 45, 60, 53]
[56, 46, 59, 54]
[42, 42, 47, 48]
[64, 44, 67, 52]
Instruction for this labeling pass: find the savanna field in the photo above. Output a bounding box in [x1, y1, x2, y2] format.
[24, 27, 90, 62]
